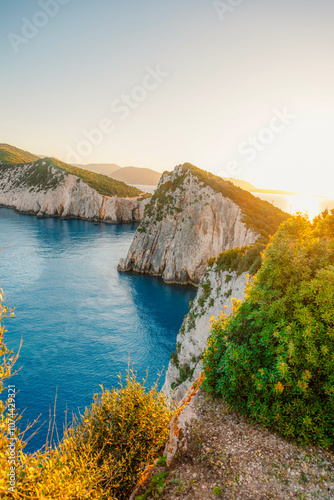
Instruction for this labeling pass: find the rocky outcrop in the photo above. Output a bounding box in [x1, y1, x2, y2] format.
[118, 165, 259, 285]
[0, 163, 149, 223]
[162, 264, 249, 400]
[163, 373, 204, 467]
[131, 388, 334, 500]
[129, 374, 204, 500]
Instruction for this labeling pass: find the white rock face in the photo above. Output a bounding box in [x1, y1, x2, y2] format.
[0, 164, 148, 223]
[118, 165, 258, 285]
[162, 265, 249, 400]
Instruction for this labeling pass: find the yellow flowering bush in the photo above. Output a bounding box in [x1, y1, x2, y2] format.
[0, 290, 173, 499]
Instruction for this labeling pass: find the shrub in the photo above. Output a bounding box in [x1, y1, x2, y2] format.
[203, 211, 334, 448]
[214, 243, 266, 277]
[213, 485, 222, 496]
[177, 364, 194, 384]
[0, 290, 173, 499]
[170, 351, 179, 368]
[197, 295, 205, 307]
[136, 471, 169, 499]
[71, 370, 173, 499]
[207, 257, 216, 268]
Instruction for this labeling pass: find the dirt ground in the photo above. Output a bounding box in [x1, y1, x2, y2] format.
[134, 390, 334, 500]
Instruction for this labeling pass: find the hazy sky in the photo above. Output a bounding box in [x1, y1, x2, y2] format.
[1, 0, 334, 195]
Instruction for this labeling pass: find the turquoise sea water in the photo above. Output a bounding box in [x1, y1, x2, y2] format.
[0, 208, 196, 453]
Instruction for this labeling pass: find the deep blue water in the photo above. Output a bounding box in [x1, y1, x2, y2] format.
[0, 208, 195, 453]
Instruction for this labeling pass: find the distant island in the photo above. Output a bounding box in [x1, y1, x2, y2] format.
[75, 163, 162, 186]
[74, 162, 122, 177]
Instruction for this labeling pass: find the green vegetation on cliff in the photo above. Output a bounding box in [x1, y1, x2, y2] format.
[0, 145, 142, 198]
[207, 243, 266, 277]
[0, 144, 39, 164]
[49, 158, 142, 197]
[203, 210, 334, 448]
[183, 163, 289, 241]
[144, 163, 289, 242]
[0, 159, 66, 192]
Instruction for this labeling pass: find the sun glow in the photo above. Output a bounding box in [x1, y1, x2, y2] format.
[253, 193, 334, 220]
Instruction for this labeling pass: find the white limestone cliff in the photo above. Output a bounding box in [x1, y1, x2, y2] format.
[162, 266, 249, 400]
[0, 163, 148, 223]
[118, 165, 259, 284]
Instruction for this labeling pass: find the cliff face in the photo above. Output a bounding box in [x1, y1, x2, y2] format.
[118, 165, 259, 285]
[117, 163, 288, 399]
[0, 163, 148, 223]
[162, 264, 249, 400]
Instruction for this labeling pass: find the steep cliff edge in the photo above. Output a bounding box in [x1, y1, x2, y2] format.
[117, 162, 289, 397]
[162, 245, 264, 399]
[0, 154, 149, 223]
[118, 163, 288, 285]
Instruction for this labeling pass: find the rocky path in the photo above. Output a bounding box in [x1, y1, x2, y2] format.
[132, 388, 334, 500]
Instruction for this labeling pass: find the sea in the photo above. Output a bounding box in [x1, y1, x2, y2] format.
[1, 189, 332, 454]
[0, 208, 196, 453]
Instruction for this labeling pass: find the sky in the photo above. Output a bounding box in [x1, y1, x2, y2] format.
[1, 0, 334, 196]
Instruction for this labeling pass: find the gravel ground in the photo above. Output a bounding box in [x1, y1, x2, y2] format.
[134, 390, 334, 500]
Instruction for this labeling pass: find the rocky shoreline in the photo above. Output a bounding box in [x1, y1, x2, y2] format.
[0, 202, 145, 224]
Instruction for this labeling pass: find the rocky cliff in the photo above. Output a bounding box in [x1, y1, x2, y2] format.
[162, 267, 246, 399]
[117, 163, 289, 398]
[162, 244, 265, 399]
[118, 164, 265, 285]
[0, 159, 149, 223]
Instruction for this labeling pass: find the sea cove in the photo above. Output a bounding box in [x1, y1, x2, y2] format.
[0, 208, 195, 453]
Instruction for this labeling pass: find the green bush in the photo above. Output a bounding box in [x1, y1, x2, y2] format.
[170, 351, 179, 368]
[177, 364, 194, 384]
[203, 211, 334, 448]
[208, 243, 266, 277]
[136, 471, 169, 499]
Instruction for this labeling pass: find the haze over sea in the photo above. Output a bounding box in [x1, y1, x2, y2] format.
[253, 193, 334, 219]
[0, 209, 195, 453]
